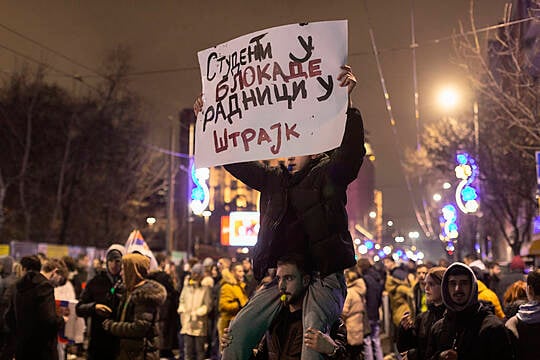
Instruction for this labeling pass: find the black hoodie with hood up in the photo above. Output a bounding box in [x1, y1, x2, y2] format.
[426, 262, 514, 360]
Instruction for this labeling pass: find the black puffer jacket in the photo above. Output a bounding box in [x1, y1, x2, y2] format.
[5, 271, 64, 360]
[225, 108, 365, 280]
[425, 263, 514, 360]
[76, 269, 123, 360]
[397, 302, 445, 360]
[104, 280, 167, 360]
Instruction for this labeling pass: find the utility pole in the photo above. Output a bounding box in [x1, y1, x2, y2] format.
[166, 116, 176, 254]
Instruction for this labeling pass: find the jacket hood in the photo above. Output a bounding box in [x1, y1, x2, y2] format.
[106, 244, 126, 259]
[130, 279, 167, 307]
[517, 301, 540, 324]
[0, 256, 14, 276]
[442, 262, 478, 312]
[16, 271, 49, 294]
[220, 268, 239, 285]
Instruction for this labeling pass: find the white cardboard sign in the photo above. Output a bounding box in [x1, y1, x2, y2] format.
[195, 20, 348, 168]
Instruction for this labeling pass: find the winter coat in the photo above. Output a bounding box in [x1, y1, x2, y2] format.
[363, 267, 383, 322]
[224, 108, 365, 280]
[426, 263, 513, 360]
[218, 269, 248, 335]
[178, 279, 212, 336]
[76, 269, 123, 360]
[477, 280, 505, 319]
[505, 301, 540, 360]
[397, 302, 445, 360]
[342, 277, 367, 345]
[385, 273, 413, 326]
[104, 279, 166, 360]
[5, 271, 64, 360]
[147, 270, 180, 351]
[412, 281, 426, 315]
[255, 307, 349, 360]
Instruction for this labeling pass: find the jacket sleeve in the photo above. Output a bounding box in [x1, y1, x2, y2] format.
[218, 284, 243, 314]
[37, 281, 65, 334]
[327, 318, 348, 359]
[75, 280, 96, 318]
[483, 322, 515, 360]
[224, 162, 272, 192]
[327, 107, 366, 186]
[195, 286, 213, 316]
[396, 315, 419, 354]
[106, 302, 155, 338]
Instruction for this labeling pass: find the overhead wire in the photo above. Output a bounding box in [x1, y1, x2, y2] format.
[0, 22, 105, 79]
[362, 0, 432, 237]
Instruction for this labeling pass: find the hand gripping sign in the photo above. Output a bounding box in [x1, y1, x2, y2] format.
[195, 20, 348, 168]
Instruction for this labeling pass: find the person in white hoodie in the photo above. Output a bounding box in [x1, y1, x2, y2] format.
[505, 268, 540, 360]
[178, 263, 213, 360]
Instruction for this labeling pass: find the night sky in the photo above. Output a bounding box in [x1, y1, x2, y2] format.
[0, 0, 510, 236]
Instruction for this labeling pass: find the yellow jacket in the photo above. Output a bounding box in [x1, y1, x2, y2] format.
[477, 280, 505, 319]
[217, 268, 248, 335]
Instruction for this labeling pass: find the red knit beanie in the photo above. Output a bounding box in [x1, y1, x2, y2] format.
[510, 255, 525, 271]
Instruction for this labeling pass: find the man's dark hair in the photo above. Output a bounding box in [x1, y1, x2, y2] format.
[527, 269, 540, 296]
[417, 263, 428, 270]
[62, 256, 77, 272]
[20, 255, 41, 272]
[357, 258, 371, 274]
[277, 255, 311, 276]
[464, 253, 479, 261]
[487, 261, 500, 270]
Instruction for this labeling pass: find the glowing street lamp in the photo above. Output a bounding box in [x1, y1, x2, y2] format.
[437, 86, 460, 111]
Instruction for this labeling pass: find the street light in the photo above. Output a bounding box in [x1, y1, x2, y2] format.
[437, 86, 460, 111]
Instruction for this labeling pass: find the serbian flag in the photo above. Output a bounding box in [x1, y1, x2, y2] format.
[125, 229, 158, 270]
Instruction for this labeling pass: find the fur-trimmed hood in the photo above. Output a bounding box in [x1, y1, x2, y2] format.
[129, 279, 167, 307]
[220, 268, 241, 286]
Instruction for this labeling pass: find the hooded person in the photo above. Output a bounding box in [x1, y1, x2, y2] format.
[76, 244, 125, 360]
[103, 253, 167, 360]
[425, 262, 513, 360]
[397, 266, 446, 360]
[505, 268, 540, 360]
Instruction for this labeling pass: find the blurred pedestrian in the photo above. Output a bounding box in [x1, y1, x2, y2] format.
[0, 256, 17, 359]
[505, 268, 540, 360]
[148, 253, 180, 360]
[178, 263, 212, 360]
[356, 258, 384, 360]
[217, 262, 248, 350]
[76, 244, 125, 360]
[502, 280, 528, 319]
[102, 252, 166, 360]
[5, 256, 67, 360]
[342, 266, 367, 359]
[397, 266, 446, 360]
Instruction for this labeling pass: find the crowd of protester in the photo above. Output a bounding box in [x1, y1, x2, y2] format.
[0, 248, 538, 360]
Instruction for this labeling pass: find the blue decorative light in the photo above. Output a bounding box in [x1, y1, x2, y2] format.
[365, 240, 374, 250]
[455, 152, 480, 214]
[456, 153, 468, 165]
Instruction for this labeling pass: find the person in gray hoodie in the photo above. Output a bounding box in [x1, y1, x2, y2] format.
[425, 262, 513, 360]
[505, 268, 540, 360]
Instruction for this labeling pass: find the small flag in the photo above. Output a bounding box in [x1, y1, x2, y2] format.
[125, 229, 158, 270]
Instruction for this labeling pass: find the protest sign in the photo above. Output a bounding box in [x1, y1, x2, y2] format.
[196, 20, 348, 168]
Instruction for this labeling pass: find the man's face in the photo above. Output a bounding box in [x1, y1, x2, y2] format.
[108, 258, 122, 276]
[286, 155, 311, 174]
[383, 258, 394, 272]
[232, 265, 245, 282]
[277, 263, 309, 306]
[491, 265, 501, 277]
[49, 268, 64, 287]
[448, 274, 472, 305]
[424, 274, 442, 304]
[242, 259, 251, 272]
[416, 266, 428, 290]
